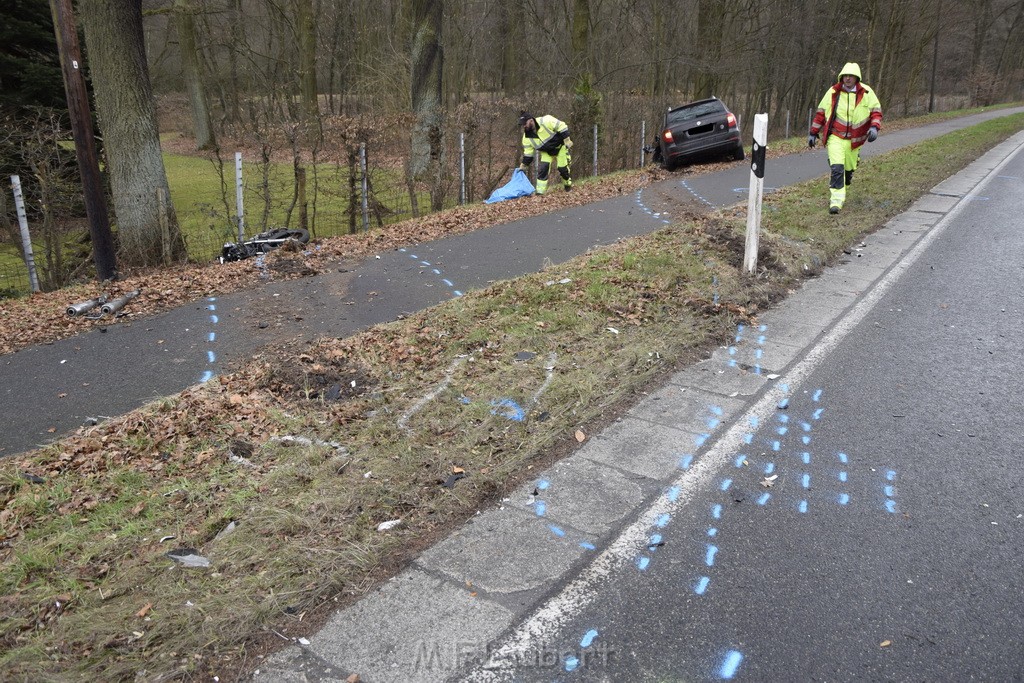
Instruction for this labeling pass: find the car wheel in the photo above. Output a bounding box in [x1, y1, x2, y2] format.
[733, 145, 745, 161]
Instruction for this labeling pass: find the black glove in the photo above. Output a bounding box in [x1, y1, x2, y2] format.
[807, 134, 817, 149]
[867, 126, 878, 142]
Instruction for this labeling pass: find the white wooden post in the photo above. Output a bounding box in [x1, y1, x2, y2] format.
[10, 175, 40, 293]
[744, 113, 769, 274]
[234, 152, 244, 241]
[592, 123, 598, 177]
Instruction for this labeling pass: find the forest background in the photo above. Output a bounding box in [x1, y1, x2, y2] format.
[1, 0, 1024, 295]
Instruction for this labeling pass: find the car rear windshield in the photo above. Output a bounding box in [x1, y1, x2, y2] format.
[666, 101, 725, 126]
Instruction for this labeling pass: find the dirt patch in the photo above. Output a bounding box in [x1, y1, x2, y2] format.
[261, 346, 376, 403]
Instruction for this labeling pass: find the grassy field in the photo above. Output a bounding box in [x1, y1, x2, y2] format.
[1, 112, 1022, 680]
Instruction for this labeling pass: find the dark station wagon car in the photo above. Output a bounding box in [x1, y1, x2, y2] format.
[656, 96, 745, 170]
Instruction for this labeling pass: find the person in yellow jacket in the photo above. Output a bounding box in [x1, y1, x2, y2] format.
[807, 63, 883, 214]
[519, 111, 573, 194]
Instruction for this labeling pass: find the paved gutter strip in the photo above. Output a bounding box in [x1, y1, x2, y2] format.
[254, 133, 1024, 683]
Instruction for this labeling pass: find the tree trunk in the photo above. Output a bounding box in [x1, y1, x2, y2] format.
[295, 0, 318, 121]
[78, 0, 184, 268]
[408, 0, 445, 211]
[173, 0, 216, 150]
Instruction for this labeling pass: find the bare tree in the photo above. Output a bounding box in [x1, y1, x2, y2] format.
[408, 0, 445, 211]
[173, 0, 216, 149]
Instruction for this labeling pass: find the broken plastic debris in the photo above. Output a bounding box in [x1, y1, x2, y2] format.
[575, 429, 587, 442]
[298, 637, 311, 646]
[442, 472, 467, 488]
[767, 373, 780, 380]
[213, 521, 238, 542]
[606, 327, 620, 335]
[760, 474, 778, 488]
[166, 548, 211, 568]
[377, 519, 402, 531]
[514, 351, 537, 361]
[158, 535, 176, 543]
[880, 640, 891, 648]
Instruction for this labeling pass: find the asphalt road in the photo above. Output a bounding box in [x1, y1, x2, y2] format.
[457, 129, 1024, 682]
[1, 107, 1022, 457]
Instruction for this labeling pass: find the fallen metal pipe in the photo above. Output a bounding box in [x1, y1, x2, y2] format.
[100, 289, 141, 316]
[66, 296, 107, 317]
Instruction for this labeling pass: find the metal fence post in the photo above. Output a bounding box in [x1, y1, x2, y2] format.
[744, 113, 769, 274]
[640, 120, 646, 167]
[592, 123, 599, 177]
[459, 132, 466, 205]
[360, 143, 369, 232]
[785, 110, 791, 139]
[10, 175, 40, 293]
[234, 152, 244, 241]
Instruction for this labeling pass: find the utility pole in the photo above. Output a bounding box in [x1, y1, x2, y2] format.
[49, 0, 117, 281]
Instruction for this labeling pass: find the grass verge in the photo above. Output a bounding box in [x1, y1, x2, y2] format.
[1, 113, 1022, 680]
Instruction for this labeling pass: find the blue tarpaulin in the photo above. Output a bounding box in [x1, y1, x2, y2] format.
[483, 168, 535, 203]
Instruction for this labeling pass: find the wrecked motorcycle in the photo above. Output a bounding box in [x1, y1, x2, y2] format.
[219, 227, 310, 263]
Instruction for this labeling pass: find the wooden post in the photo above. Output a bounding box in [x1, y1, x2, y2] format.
[234, 152, 245, 241]
[49, 0, 116, 281]
[744, 113, 768, 274]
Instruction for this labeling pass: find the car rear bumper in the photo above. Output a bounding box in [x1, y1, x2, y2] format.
[664, 130, 741, 162]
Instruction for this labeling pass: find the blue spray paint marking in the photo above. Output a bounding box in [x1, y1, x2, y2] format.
[442, 278, 454, 287]
[812, 389, 823, 401]
[649, 534, 663, 547]
[884, 485, 895, 497]
[708, 528, 718, 537]
[537, 480, 550, 491]
[490, 398, 526, 421]
[838, 493, 850, 505]
[749, 415, 760, 429]
[838, 471, 848, 482]
[548, 525, 566, 537]
[802, 452, 811, 464]
[208, 332, 216, 342]
[720, 479, 733, 491]
[535, 501, 546, 516]
[420, 260, 431, 266]
[580, 541, 596, 550]
[886, 470, 897, 481]
[885, 500, 898, 513]
[777, 427, 788, 436]
[667, 486, 681, 502]
[210, 314, 219, 324]
[637, 557, 651, 571]
[802, 474, 811, 489]
[710, 405, 724, 416]
[712, 504, 723, 519]
[708, 418, 721, 429]
[705, 545, 718, 566]
[695, 576, 711, 595]
[778, 414, 790, 424]
[207, 351, 216, 363]
[743, 433, 754, 445]
[200, 370, 213, 383]
[764, 462, 775, 475]
[755, 349, 764, 360]
[655, 513, 671, 528]
[679, 454, 694, 470]
[757, 493, 771, 506]
[799, 500, 808, 514]
[719, 650, 744, 679]
[802, 435, 812, 445]
[838, 452, 848, 463]
[694, 434, 709, 447]
[813, 408, 824, 419]
[734, 455, 747, 468]
[772, 441, 781, 451]
[432, 268, 441, 275]
[778, 398, 790, 409]
[580, 629, 599, 648]
[454, 290, 463, 296]
[565, 656, 579, 672]
[801, 422, 812, 432]
[759, 324, 767, 332]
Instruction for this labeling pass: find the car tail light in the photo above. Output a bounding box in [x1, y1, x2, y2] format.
[726, 113, 737, 129]
[662, 130, 674, 143]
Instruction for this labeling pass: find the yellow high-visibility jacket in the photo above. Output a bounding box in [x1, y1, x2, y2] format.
[521, 115, 570, 165]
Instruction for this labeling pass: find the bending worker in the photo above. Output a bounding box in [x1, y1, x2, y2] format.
[519, 111, 573, 194]
[807, 62, 883, 214]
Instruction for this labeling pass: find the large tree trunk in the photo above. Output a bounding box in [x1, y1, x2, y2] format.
[173, 0, 216, 150]
[408, 0, 444, 211]
[79, 0, 185, 267]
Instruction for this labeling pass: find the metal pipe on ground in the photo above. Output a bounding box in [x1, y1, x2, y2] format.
[100, 290, 140, 316]
[66, 296, 106, 317]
